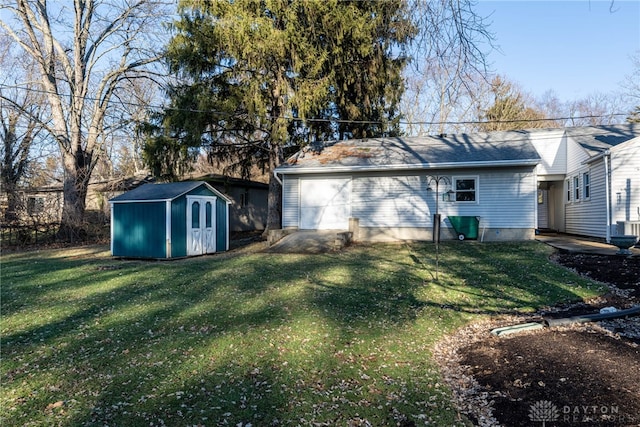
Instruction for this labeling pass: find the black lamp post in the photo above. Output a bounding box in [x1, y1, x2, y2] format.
[426, 175, 451, 282]
[426, 175, 451, 243]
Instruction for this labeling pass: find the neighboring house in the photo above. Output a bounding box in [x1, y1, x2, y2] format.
[1, 185, 63, 224]
[4, 172, 269, 234]
[195, 174, 269, 232]
[109, 181, 231, 259]
[0, 174, 155, 226]
[274, 124, 640, 242]
[274, 132, 542, 242]
[533, 124, 640, 241]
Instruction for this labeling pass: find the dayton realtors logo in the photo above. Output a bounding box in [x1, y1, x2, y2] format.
[529, 400, 559, 426]
[529, 400, 631, 425]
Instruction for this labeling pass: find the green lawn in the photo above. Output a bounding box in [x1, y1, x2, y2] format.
[1, 241, 604, 426]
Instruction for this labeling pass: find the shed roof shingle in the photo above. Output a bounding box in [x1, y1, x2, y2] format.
[278, 131, 541, 173]
[110, 181, 213, 202]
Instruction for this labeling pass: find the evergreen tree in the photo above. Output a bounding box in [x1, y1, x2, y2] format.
[143, 0, 416, 231]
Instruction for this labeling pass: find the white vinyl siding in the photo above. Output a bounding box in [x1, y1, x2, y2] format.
[532, 131, 567, 175]
[283, 168, 537, 231]
[282, 177, 300, 227]
[469, 170, 536, 228]
[566, 139, 590, 173]
[610, 139, 640, 225]
[565, 161, 607, 237]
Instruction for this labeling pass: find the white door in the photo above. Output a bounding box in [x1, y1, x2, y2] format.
[300, 178, 351, 229]
[187, 196, 217, 255]
[537, 189, 549, 229]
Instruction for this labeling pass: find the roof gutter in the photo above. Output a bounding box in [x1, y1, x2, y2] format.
[275, 159, 540, 175]
[584, 149, 610, 165]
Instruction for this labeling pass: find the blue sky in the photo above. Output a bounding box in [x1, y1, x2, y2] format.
[475, 1, 640, 102]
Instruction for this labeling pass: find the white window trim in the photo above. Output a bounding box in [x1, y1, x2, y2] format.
[573, 175, 580, 202]
[452, 175, 479, 204]
[566, 178, 572, 204]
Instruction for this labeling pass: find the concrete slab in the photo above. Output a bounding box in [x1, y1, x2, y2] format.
[267, 230, 346, 254]
[536, 234, 640, 256]
[268, 230, 639, 256]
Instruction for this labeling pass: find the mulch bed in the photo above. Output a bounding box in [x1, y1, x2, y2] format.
[436, 253, 640, 427]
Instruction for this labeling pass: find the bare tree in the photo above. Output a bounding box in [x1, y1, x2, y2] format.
[0, 32, 47, 223]
[0, 0, 169, 240]
[401, 0, 493, 135]
[622, 51, 640, 122]
[566, 93, 625, 126]
[0, 96, 41, 222]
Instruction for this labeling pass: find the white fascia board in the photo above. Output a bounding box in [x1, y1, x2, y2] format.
[275, 159, 540, 175]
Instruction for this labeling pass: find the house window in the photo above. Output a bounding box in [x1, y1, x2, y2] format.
[453, 176, 477, 202]
[574, 176, 580, 200]
[240, 188, 250, 207]
[583, 172, 590, 199]
[566, 179, 571, 202]
[27, 197, 44, 215]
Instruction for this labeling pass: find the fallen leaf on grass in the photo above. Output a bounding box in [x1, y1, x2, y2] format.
[46, 401, 64, 410]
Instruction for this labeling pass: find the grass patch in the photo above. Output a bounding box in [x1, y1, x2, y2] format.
[1, 241, 603, 426]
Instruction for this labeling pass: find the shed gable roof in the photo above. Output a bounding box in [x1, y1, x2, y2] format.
[277, 132, 541, 174]
[109, 181, 231, 203]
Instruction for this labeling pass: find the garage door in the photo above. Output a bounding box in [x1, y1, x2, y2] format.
[300, 178, 351, 229]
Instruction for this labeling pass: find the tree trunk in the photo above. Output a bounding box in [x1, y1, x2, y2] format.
[57, 149, 92, 242]
[265, 172, 282, 233]
[3, 182, 20, 223]
[264, 69, 287, 233]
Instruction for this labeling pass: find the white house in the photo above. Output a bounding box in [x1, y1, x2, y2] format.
[533, 124, 640, 242]
[274, 132, 541, 242]
[274, 125, 640, 243]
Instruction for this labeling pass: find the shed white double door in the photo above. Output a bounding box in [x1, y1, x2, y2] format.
[187, 196, 217, 255]
[299, 178, 351, 229]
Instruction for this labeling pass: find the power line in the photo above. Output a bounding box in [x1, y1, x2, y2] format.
[0, 82, 633, 129]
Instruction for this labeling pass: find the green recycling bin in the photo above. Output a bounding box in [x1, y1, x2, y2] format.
[447, 216, 480, 240]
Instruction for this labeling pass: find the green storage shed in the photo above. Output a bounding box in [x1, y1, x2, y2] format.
[109, 181, 231, 259]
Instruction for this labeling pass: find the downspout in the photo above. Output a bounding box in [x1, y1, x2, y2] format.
[604, 150, 611, 243]
[273, 169, 283, 186]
